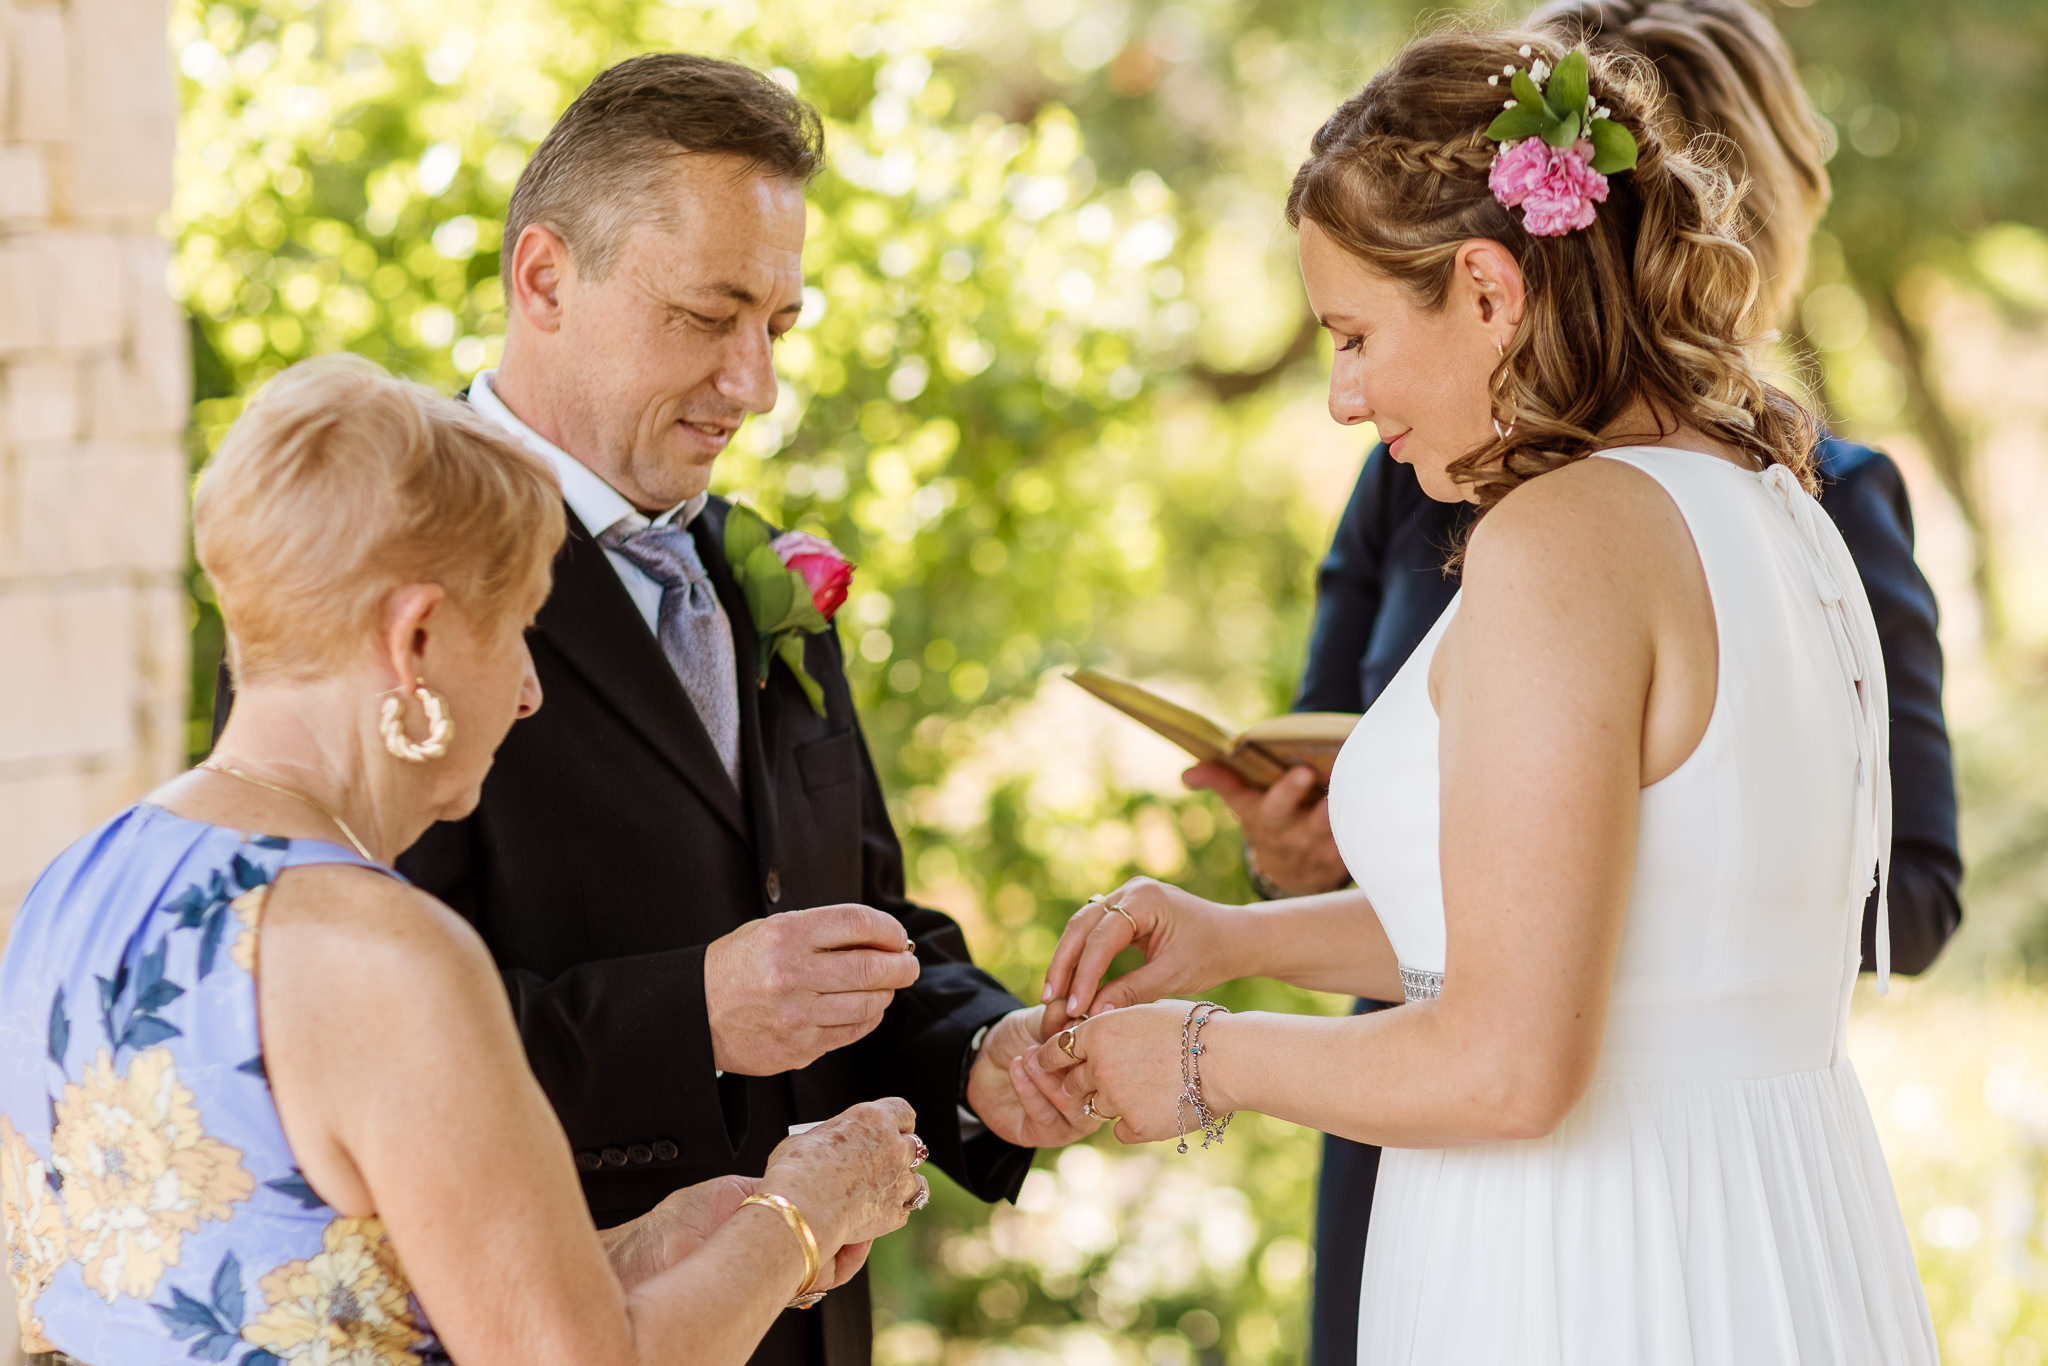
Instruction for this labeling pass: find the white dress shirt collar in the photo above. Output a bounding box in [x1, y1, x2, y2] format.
[470, 369, 706, 538]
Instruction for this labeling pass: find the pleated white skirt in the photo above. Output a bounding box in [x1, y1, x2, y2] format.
[1356, 1059, 1938, 1366]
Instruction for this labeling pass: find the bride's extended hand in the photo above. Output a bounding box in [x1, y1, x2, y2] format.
[1032, 1000, 1201, 1145]
[1040, 877, 1240, 1034]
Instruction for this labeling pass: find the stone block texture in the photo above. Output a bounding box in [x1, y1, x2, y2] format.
[0, 6, 183, 1355]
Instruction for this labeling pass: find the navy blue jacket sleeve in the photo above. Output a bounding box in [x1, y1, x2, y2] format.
[1298, 446, 1399, 714]
[1814, 441, 1963, 975]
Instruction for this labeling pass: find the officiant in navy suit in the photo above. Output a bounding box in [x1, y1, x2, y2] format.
[220, 54, 1091, 1366]
[1179, 5, 1965, 1365]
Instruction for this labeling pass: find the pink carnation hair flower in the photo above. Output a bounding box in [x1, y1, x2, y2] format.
[1488, 137, 1609, 237]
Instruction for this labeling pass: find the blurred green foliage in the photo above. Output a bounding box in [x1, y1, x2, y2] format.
[171, 0, 2048, 1362]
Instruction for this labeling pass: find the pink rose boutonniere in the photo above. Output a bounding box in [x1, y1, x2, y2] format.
[771, 530, 855, 621]
[723, 504, 855, 717]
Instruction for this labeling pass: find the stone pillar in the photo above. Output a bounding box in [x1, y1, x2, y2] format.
[0, 1, 183, 1356]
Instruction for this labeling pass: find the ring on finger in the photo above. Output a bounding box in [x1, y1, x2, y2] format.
[1056, 1025, 1084, 1061]
[1104, 903, 1139, 935]
[905, 1173, 931, 1212]
[908, 1133, 929, 1169]
[1082, 1093, 1120, 1123]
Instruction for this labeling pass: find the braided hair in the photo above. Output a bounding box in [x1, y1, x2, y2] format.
[1287, 28, 1816, 511]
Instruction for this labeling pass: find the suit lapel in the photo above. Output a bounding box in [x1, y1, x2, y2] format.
[535, 508, 751, 843]
[694, 499, 783, 864]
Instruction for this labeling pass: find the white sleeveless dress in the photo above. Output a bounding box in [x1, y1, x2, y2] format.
[1327, 446, 1938, 1365]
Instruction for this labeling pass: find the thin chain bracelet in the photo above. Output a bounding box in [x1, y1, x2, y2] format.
[1176, 1001, 1233, 1153]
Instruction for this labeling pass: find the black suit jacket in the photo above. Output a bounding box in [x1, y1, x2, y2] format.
[217, 497, 1031, 1366]
[1297, 439, 1963, 1366]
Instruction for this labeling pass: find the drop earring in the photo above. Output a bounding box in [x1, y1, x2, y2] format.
[1491, 339, 1516, 442]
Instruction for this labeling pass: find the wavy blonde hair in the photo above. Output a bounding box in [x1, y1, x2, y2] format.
[1287, 27, 1817, 509]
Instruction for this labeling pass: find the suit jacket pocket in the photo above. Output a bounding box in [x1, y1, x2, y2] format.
[795, 729, 859, 792]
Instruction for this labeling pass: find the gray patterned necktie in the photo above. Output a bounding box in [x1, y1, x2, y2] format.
[599, 518, 742, 787]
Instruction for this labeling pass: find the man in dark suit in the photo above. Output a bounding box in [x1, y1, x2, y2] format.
[221, 55, 1089, 1366]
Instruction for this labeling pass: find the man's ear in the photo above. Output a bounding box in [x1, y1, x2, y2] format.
[508, 224, 573, 334]
[1454, 238, 1527, 344]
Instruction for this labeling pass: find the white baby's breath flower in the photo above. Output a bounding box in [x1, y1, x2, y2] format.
[1504, 99, 1517, 110]
[1519, 44, 1533, 56]
[1488, 75, 1500, 85]
[1503, 64, 1516, 75]
[1531, 58, 1551, 82]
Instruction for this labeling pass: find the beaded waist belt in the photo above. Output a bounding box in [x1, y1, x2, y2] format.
[1399, 965, 1443, 1002]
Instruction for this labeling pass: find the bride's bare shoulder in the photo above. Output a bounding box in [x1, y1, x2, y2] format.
[1462, 455, 1692, 599]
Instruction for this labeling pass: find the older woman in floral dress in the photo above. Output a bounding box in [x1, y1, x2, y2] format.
[0, 356, 929, 1366]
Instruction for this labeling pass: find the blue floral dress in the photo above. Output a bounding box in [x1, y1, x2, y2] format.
[0, 803, 450, 1365]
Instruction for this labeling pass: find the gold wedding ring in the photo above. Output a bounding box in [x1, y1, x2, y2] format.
[906, 1173, 931, 1211]
[1082, 1093, 1120, 1123]
[909, 1133, 929, 1168]
[1093, 890, 1138, 935]
[1056, 1025, 1084, 1061]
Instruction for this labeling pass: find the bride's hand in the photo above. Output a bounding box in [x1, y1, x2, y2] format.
[1032, 1000, 1198, 1145]
[1040, 877, 1239, 1034]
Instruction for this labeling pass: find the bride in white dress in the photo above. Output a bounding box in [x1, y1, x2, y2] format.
[1025, 27, 1936, 1365]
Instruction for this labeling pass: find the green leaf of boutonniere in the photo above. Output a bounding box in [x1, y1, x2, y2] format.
[741, 543, 799, 631]
[1540, 110, 1582, 149]
[1510, 69, 1548, 115]
[724, 501, 771, 566]
[1545, 50, 1590, 125]
[1589, 116, 1638, 174]
[776, 633, 825, 715]
[1487, 103, 1559, 143]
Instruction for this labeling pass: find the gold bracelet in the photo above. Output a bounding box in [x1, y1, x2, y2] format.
[742, 1192, 825, 1309]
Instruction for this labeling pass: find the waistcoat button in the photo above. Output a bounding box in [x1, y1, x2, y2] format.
[765, 868, 782, 903]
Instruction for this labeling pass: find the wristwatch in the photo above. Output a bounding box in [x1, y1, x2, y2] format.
[1244, 841, 1351, 901]
[958, 1022, 992, 1105]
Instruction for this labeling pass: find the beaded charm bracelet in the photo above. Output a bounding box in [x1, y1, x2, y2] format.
[1176, 1001, 1233, 1153]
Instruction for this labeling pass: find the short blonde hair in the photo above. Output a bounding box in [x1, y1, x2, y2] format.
[195, 355, 566, 683]
[1530, 0, 1832, 327]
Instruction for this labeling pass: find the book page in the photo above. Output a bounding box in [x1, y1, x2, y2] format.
[1067, 670, 1235, 763]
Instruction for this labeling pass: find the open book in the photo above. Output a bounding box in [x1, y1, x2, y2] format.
[1068, 669, 1361, 789]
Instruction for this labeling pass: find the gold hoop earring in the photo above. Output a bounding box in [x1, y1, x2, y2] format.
[380, 677, 453, 762]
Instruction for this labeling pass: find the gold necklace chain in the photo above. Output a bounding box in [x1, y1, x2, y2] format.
[198, 760, 377, 863]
